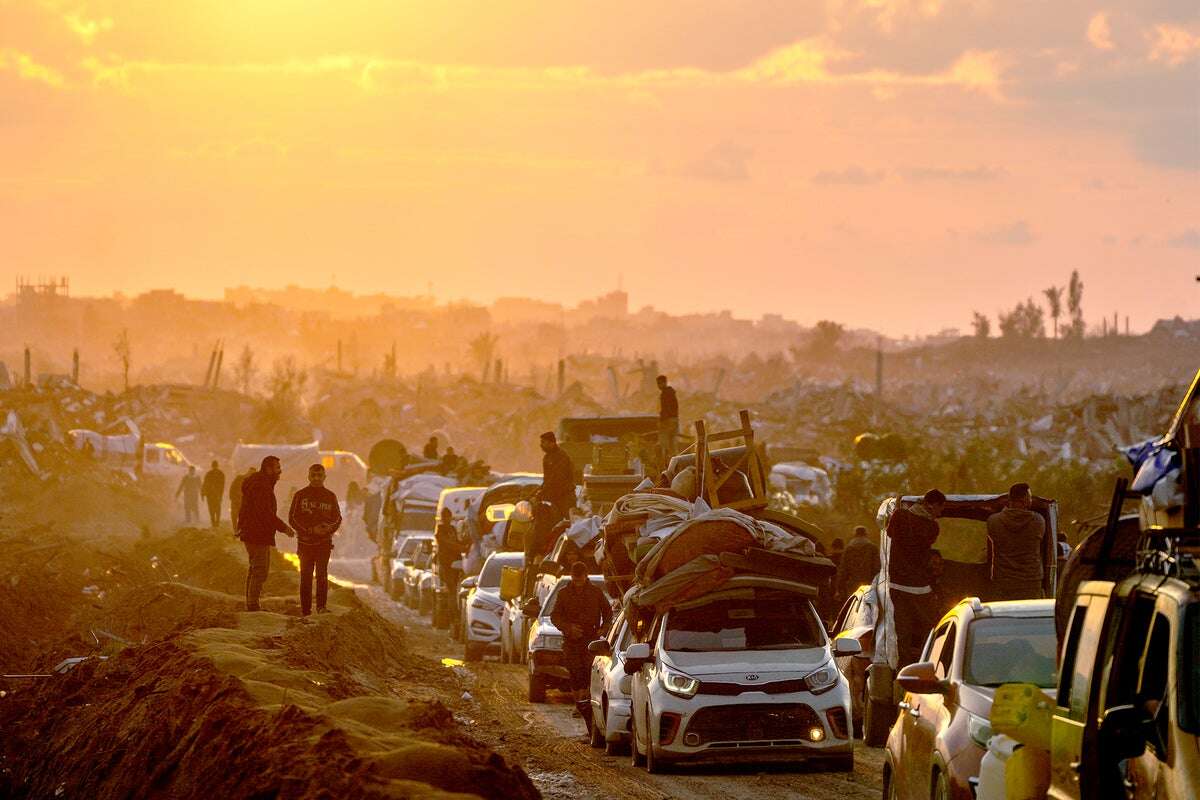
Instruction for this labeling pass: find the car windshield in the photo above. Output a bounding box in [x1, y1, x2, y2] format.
[480, 557, 520, 588]
[397, 537, 429, 559]
[963, 616, 1057, 688]
[398, 509, 436, 531]
[664, 590, 825, 652]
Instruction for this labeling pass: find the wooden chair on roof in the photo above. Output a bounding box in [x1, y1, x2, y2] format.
[681, 410, 769, 513]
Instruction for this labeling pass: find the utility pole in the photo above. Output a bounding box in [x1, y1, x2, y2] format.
[213, 344, 224, 389]
[23, 346, 31, 387]
[874, 338, 884, 425]
[72, 348, 79, 385]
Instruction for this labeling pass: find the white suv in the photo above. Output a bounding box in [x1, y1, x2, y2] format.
[625, 575, 859, 773]
[463, 551, 524, 661]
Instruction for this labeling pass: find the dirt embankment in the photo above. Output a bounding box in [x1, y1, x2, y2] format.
[0, 485, 538, 800]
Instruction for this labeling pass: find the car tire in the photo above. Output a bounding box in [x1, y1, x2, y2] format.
[605, 735, 626, 757]
[589, 709, 605, 748]
[464, 641, 482, 662]
[528, 673, 546, 703]
[883, 765, 898, 800]
[630, 716, 646, 767]
[863, 697, 895, 748]
[931, 770, 949, 800]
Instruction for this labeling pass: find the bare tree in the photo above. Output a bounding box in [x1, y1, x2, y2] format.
[113, 328, 132, 391]
[233, 345, 257, 395]
[971, 311, 991, 338]
[1043, 286, 1063, 339]
[1066, 270, 1085, 338]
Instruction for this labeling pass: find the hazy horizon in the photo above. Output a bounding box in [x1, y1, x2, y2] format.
[2, 1, 1197, 336]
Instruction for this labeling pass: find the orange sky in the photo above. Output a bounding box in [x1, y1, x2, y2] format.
[1, 0, 1197, 335]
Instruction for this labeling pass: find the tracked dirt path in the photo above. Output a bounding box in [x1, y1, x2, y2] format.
[335, 558, 886, 800]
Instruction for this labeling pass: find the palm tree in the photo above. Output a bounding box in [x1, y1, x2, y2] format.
[469, 332, 499, 382]
[1043, 286, 1063, 339]
[1066, 270, 1085, 338]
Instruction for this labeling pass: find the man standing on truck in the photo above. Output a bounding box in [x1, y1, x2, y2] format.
[176, 465, 202, 525]
[288, 463, 342, 616]
[237, 456, 295, 611]
[229, 466, 255, 531]
[423, 435, 439, 461]
[539, 431, 576, 524]
[657, 374, 679, 462]
[836, 525, 880, 601]
[201, 460, 225, 529]
[550, 561, 612, 731]
[886, 489, 945, 664]
[986, 482, 1046, 600]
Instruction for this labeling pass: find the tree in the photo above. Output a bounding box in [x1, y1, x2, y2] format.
[469, 332, 499, 381]
[1065, 270, 1085, 338]
[971, 312, 991, 339]
[1043, 286, 1063, 339]
[233, 345, 257, 395]
[254, 356, 310, 440]
[808, 320, 844, 356]
[997, 298, 1046, 339]
[113, 328, 132, 391]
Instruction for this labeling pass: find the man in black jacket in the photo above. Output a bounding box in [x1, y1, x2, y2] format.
[539, 432, 575, 522]
[550, 561, 612, 727]
[201, 460, 225, 529]
[657, 374, 679, 461]
[288, 463, 342, 616]
[836, 525, 881, 601]
[886, 489, 945, 664]
[237, 456, 294, 611]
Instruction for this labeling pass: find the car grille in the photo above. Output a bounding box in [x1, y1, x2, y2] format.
[698, 678, 807, 696]
[684, 704, 820, 745]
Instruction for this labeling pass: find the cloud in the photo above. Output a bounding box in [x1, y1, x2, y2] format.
[668, 141, 753, 182]
[812, 166, 885, 185]
[971, 220, 1035, 245]
[1148, 23, 1200, 66]
[1168, 228, 1200, 249]
[900, 165, 1004, 182]
[0, 49, 65, 88]
[1087, 13, 1115, 51]
[64, 12, 114, 44]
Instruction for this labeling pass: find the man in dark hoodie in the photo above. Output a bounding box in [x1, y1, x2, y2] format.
[987, 483, 1046, 601]
[237, 456, 294, 611]
[289, 463, 342, 616]
[886, 489, 945, 664]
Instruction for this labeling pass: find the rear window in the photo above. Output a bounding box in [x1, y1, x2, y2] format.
[964, 615, 1057, 688]
[665, 590, 825, 652]
[480, 556, 520, 587]
[399, 509, 436, 531]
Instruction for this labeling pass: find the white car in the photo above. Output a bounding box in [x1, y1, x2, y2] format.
[525, 574, 609, 702]
[588, 611, 634, 755]
[388, 533, 434, 602]
[463, 551, 525, 661]
[625, 575, 859, 773]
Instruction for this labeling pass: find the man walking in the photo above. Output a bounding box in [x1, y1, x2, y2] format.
[656, 374, 679, 462]
[550, 561, 612, 731]
[539, 431, 576, 524]
[435, 507, 462, 592]
[176, 466, 202, 525]
[237, 456, 294, 611]
[229, 466, 255, 530]
[201, 460, 226, 528]
[987, 483, 1046, 601]
[886, 489, 945, 664]
[836, 525, 881, 601]
[288, 463, 342, 616]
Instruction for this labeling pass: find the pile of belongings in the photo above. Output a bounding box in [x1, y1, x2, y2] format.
[597, 488, 835, 637]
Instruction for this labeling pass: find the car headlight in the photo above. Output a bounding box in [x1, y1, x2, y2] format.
[532, 634, 563, 651]
[471, 598, 501, 613]
[967, 711, 994, 749]
[661, 667, 700, 698]
[803, 662, 839, 694]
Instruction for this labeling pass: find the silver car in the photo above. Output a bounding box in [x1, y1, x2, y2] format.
[463, 551, 524, 661]
[587, 611, 634, 754]
[625, 575, 860, 773]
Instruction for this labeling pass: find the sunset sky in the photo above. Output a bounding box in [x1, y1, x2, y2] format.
[1, 0, 1197, 335]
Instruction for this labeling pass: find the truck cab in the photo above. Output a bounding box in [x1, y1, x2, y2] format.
[1049, 532, 1199, 800]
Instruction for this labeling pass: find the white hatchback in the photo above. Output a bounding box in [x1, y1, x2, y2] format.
[625, 575, 860, 773]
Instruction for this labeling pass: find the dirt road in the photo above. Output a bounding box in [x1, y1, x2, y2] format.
[335, 558, 886, 800]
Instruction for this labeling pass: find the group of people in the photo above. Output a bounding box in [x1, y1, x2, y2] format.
[174, 461, 228, 527]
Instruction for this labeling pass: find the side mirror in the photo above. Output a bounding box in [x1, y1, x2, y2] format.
[522, 597, 541, 618]
[460, 576, 478, 590]
[832, 637, 863, 657]
[896, 661, 947, 695]
[588, 639, 613, 657]
[1099, 705, 1150, 762]
[622, 642, 652, 674]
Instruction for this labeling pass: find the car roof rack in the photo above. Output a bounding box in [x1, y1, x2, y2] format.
[1135, 528, 1200, 584]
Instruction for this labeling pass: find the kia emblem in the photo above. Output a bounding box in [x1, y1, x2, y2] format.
[745, 674, 760, 681]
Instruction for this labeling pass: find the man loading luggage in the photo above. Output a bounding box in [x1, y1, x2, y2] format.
[886, 489, 944, 664]
[550, 561, 612, 732]
[986, 482, 1046, 600]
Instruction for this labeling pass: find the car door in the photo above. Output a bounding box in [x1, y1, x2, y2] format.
[1049, 591, 1111, 800]
[902, 620, 955, 800]
[592, 615, 624, 711]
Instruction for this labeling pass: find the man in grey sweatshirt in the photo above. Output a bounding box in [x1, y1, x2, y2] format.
[987, 483, 1046, 600]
